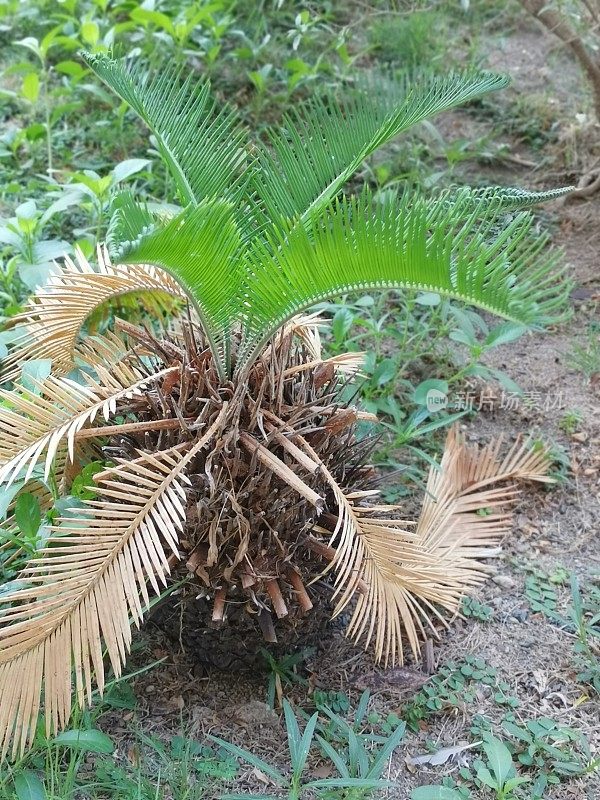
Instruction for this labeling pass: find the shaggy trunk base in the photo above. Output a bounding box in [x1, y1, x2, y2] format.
[109, 318, 374, 665]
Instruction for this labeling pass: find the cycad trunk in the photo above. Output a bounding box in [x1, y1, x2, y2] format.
[110, 318, 375, 669]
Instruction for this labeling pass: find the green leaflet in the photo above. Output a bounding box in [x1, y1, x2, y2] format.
[106, 191, 156, 260]
[235, 189, 569, 371]
[119, 199, 243, 376]
[81, 52, 248, 207]
[251, 69, 512, 224]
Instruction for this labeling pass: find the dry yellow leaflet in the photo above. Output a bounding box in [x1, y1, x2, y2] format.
[301, 426, 552, 666]
[0, 340, 178, 487]
[0, 404, 227, 759]
[0, 246, 185, 381]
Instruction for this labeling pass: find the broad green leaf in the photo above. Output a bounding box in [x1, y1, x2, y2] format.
[502, 720, 532, 743]
[21, 73, 40, 103]
[129, 7, 175, 35]
[80, 20, 99, 46]
[482, 736, 514, 785]
[52, 728, 114, 753]
[55, 60, 86, 79]
[0, 482, 24, 520]
[18, 259, 62, 291]
[411, 787, 462, 800]
[484, 322, 527, 348]
[16, 200, 37, 220]
[372, 358, 397, 388]
[448, 306, 476, 339]
[449, 328, 476, 347]
[14, 494, 41, 539]
[34, 239, 71, 263]
[0, 225, 21, 247]
[40, 191, 84, 226]
[415, 292, 441, 306]
[21, 359, 52, 392]
[39, 26, 61, 59]
[111, 158, 151, 184]
[14, 37, 41, 59]
[504, 775, 531, 790]
[51, 101, 82, 128]
[413, 379, 448, 408]
[475, 764, 498, 789]
[332, 307, 354, 341]
[71, 461, 105, 500]
[532, 771, 548, 798]
[102, 680, 137, 710]
[13, 770, 47, 800]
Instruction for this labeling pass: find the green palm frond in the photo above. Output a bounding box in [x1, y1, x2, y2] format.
[69, 55, 570, 380]
[251, 70, 510, 223]
[235, 188, 568, 371]
[118, 198, 243, 375]
[106, 191, 156, 260]
[456, 185, 572, 211]
[115, 186, 568, 378]
[82, 53, 248, 207]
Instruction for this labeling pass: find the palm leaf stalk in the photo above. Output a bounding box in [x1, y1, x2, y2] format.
[0, 53, 569, 758]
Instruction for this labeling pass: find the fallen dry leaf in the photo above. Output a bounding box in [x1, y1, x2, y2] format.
[313, 764, 334, 779]
[406, 741, 480, 768]
[492, 574, 516, 589]
[571, 431, 588, 443]
[351, 666, 429, 692]
[252, 767, 272, 785]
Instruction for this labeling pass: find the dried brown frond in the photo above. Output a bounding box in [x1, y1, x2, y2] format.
[0, 337, 177, 487]
[0, 246, 184, 381]
[320, 425, 553, 665]
[275, 312, 327, 361]
[283, 351, 365, 379]
[109, 322, 551, 670]
[87, 319, 377, 648]
[0, 405, 227, 758]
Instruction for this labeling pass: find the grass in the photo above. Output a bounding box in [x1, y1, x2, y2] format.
[2, 641, 596, 798]
[1, 0, 599, 798]
[568, 324, 600, 380]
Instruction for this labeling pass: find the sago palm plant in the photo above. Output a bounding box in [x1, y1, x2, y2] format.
[0, 53, 569, 758]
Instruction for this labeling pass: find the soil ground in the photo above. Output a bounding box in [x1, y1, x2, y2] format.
[99, 15, 599, 800]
